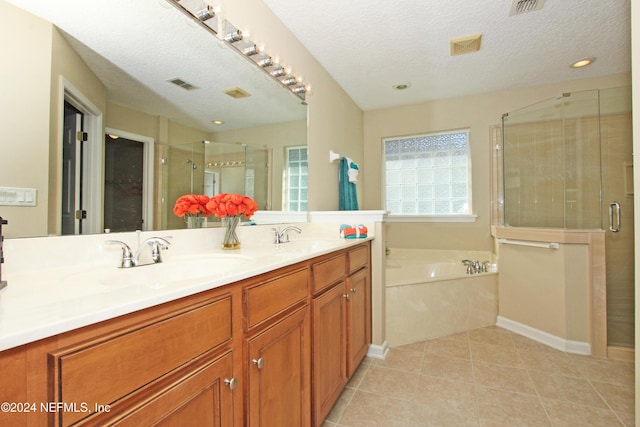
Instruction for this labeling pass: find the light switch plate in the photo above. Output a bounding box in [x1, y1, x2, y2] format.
[0, 187, 37, 206]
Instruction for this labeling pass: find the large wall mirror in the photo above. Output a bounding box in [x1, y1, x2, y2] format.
[0, 0, 307, 238]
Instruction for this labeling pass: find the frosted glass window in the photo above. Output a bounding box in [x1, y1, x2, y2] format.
[285, 146, 308, 211]
[383, 129, 471, 215]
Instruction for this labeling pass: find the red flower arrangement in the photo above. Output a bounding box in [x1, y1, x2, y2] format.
[206, 193, 258, 219]
[173, 194, 213, 217]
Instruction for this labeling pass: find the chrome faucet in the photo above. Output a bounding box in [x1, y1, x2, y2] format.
[105, 236, 171, 268]
[461, 259, 475, 274]
[272, 226, 302, 244]
[481, 261, 491, 273]
[462, 259, 491, 274]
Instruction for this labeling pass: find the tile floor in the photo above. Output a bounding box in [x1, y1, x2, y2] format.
[322, 326, 635, 426]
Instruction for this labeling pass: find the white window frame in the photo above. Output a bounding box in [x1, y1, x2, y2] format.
[382, 129, 477, 223]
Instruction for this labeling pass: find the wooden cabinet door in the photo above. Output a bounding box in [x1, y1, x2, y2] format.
[247, 306, 310, 427]
[346, 268, 370, 378]
[312, 282, 347, 426]
[112, 351, 235, 427]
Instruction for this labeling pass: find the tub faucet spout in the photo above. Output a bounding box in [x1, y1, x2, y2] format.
[462, 259, 475, 274]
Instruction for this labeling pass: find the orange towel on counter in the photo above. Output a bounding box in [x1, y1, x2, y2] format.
[340, 224, 368, 239]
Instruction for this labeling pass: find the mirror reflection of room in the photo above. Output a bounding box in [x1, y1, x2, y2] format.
[0, 0, 307, 238]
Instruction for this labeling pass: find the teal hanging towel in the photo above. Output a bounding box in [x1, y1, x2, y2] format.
[339, 157, 359, 210]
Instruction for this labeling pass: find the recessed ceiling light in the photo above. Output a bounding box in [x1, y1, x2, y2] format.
[393, 83, 411, 90]
[570, 57, 595, 68]
[212, 120, 224, 125]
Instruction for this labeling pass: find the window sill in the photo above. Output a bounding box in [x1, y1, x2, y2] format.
[384, 214, 478, 223]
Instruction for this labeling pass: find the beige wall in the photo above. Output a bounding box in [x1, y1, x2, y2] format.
[499, 243, 590, 342]
[0, 1, 52, 237]
[364, 73, 631, 251]
[217, 0, 364, 211]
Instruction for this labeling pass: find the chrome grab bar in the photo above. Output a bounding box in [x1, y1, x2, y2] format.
[609, 201, 621, 232]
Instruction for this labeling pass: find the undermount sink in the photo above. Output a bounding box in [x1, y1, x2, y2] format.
[285, 238, 341, 250]
[64, 254, 256, 288]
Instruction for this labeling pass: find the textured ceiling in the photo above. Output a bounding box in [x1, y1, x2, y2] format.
[263, 0, 632, 111]
[5, 0, 306, 132]
[6, 0, 632, 121]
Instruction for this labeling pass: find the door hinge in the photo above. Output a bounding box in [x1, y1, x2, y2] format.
[75, 210, 87, 220]
[77, 131, 88, 142]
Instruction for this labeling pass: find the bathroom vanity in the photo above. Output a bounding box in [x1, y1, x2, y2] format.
[0, 235, 371, 427]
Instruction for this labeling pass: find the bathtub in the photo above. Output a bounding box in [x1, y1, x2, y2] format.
[385, 248, 498, 347]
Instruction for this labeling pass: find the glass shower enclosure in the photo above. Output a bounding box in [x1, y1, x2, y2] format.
[161, 141, 269, 230]
[500, 87, 634, 348]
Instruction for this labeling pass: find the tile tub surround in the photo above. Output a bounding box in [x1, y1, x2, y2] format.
[322, 326, 634, 427]
[0, 222, 374, 351]
[385, 249, 498, 347]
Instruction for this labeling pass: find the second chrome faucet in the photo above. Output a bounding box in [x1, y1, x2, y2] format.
[272, 226, 302, 244]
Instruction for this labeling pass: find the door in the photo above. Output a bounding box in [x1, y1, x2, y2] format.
[600, 86, 634, 348]
[104, 135, 145, 232]
[62, 101, 84, 235]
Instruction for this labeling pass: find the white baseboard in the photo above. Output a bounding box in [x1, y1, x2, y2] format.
[496, 316, 591, 355]
[367, 341, 389, 360]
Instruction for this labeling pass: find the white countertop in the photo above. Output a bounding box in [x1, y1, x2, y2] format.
[0, 223, 373, 351]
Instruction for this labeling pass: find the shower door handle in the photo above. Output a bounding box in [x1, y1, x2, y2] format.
[609, 202, 621, 232]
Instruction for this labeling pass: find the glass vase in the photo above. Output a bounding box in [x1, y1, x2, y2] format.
[221, 216, 241, 249]
[185, 215, 207, 229]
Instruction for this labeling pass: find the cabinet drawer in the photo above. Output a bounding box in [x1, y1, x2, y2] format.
[244, 268, 308, 329]
[348, 244, 369, 274]
[312, 253, 346, 294]
[50, 297, 232, 426]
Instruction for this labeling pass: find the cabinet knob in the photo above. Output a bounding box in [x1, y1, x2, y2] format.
[350, 288, 357, 293]
[252, 357, 265, 369]
[343, 294, 350, 300]
[224, 377, 238, 390]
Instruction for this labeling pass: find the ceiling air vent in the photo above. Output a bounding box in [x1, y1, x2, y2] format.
[167, 78, 199, 91]
[223, 86, 251, 99]
[450, 34, 482, 56]
[509, 0, 546, 16]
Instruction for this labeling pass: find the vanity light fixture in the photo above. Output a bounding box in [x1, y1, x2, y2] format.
[195, 5, 215, 21]
[167, 0, 219, 35]
[258, 57, 273, 67]
[167, 9, 310, 102]
[212, 120, 224, 125]
[570, 57, 595, 68]
[271, 66, 286, 77]
[243, 44, 259, 56]
[220, 20, 309, 101]
[282, 76, 298, 86]
[224, 29, 243, 43]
